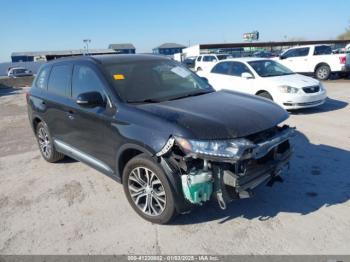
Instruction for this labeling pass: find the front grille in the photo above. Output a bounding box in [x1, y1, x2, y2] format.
[303, 85, 320, 93]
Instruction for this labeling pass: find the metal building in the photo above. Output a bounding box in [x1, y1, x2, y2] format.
[11, 49, 118, 62]
[152, 43, 186, 55]
[108, 43, 136, 54]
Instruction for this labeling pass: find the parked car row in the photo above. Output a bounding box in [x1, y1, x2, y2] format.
[183, 44, 350, 81]
[7, 67, 33, 78]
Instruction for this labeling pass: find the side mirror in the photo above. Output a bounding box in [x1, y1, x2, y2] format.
[200, 77, 209, 83]
[241, 72, 254, 79]
[279, 55, 285, 60]
[76, 91, 105, 108]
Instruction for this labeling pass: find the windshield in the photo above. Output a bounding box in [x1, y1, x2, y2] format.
[14, 69, 27, 74]
[248, 60, 295, 77]
[217, 55, 232, 60]
[103, 59, 213, 103]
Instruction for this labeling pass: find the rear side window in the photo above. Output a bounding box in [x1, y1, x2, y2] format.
[283, 47, 309, 58]
[35, 67, 49, 89]
[72, 65, 105, 98]
[211, 62, 230, 74]
[47, 65, 72, 96]
[203, 56, 217, 62]
[314, 45, 332, 55]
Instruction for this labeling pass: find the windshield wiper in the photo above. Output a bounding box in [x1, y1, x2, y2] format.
[168, 90, 213, 101]
[127, 98, 162, 104]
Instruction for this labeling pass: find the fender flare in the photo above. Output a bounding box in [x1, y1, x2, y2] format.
[314, 62, 331, 73]
[30, 114, 45, 132]
[115, 143, 155, 179]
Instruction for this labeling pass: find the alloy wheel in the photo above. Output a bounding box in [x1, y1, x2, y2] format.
[37, 127, 51, 158]
[317, 67, 328, 79]
[128, 167, 166, 216]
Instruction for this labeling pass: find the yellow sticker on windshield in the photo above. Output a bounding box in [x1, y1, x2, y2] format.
[113, 74, 125, 80]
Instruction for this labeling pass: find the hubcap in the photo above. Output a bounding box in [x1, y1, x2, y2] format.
[128, 167, 166, 216]
[37, 127, 51, 158]
[318, 68, 328, 79]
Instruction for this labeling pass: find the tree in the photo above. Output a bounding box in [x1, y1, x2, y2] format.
[337, 21, 350, 40]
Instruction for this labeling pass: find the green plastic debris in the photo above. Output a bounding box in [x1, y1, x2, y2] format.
[181, 170, 213, 204]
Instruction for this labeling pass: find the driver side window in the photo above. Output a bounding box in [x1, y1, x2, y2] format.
[211, 62, 230, 75]
[72, 65, 106, 99]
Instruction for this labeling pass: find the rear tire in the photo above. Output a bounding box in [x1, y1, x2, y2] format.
[315, 64, 331, 80]
[257, 91, 273, 101]
[122, 153, 177, 224]
[36, 122, 64, 163]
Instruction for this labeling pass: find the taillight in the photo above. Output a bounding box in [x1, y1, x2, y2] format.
[339, 56, 346, 64]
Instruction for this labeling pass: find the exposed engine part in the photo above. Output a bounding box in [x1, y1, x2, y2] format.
[223, 170, 238, 187]
[161, 125, 294, 210]
[213, 166, 236, 210]
[181, 160, 213, 204]
[216, 191, 226, 210]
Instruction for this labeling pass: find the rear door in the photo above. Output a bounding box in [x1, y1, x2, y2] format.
[201, 55, 218, 71]
[62, 62, 116, 173]
[44, 62, 73, 143]
[205, 61, 233, 90]
[195, 56, 202, 70]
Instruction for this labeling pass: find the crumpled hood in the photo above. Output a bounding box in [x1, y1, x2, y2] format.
[137, 90, 289, 140]
[262, 73, 320, 88]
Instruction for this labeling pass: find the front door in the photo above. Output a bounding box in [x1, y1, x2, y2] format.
[63, 63, 117, 174]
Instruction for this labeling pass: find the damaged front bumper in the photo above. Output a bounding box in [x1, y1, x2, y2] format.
[157, 125, 295, 210]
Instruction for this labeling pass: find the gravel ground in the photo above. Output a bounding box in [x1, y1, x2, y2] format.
[0, 81, 349, 255]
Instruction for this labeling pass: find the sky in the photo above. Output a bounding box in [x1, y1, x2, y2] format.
[0, 0, 349, 61]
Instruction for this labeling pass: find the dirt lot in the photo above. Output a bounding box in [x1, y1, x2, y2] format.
[0, 81, 349, 255]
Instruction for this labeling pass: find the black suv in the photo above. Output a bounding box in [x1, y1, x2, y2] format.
[27, 55, 293, 224]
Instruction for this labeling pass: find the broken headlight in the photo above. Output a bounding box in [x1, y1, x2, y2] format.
[175, 136, 255, 160]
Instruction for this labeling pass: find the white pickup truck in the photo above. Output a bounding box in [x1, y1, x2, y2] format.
[276, 45, 350, 80]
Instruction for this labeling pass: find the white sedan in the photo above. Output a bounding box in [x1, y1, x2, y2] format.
[197, 57, 327, 110]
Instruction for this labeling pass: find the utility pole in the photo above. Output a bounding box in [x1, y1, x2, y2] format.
[83, 39, 91, 55]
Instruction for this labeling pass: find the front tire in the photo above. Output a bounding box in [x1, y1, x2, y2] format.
[315, 64, 331, 80]
[36, 122, 64, 162]
[122, 153, 177, 224]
